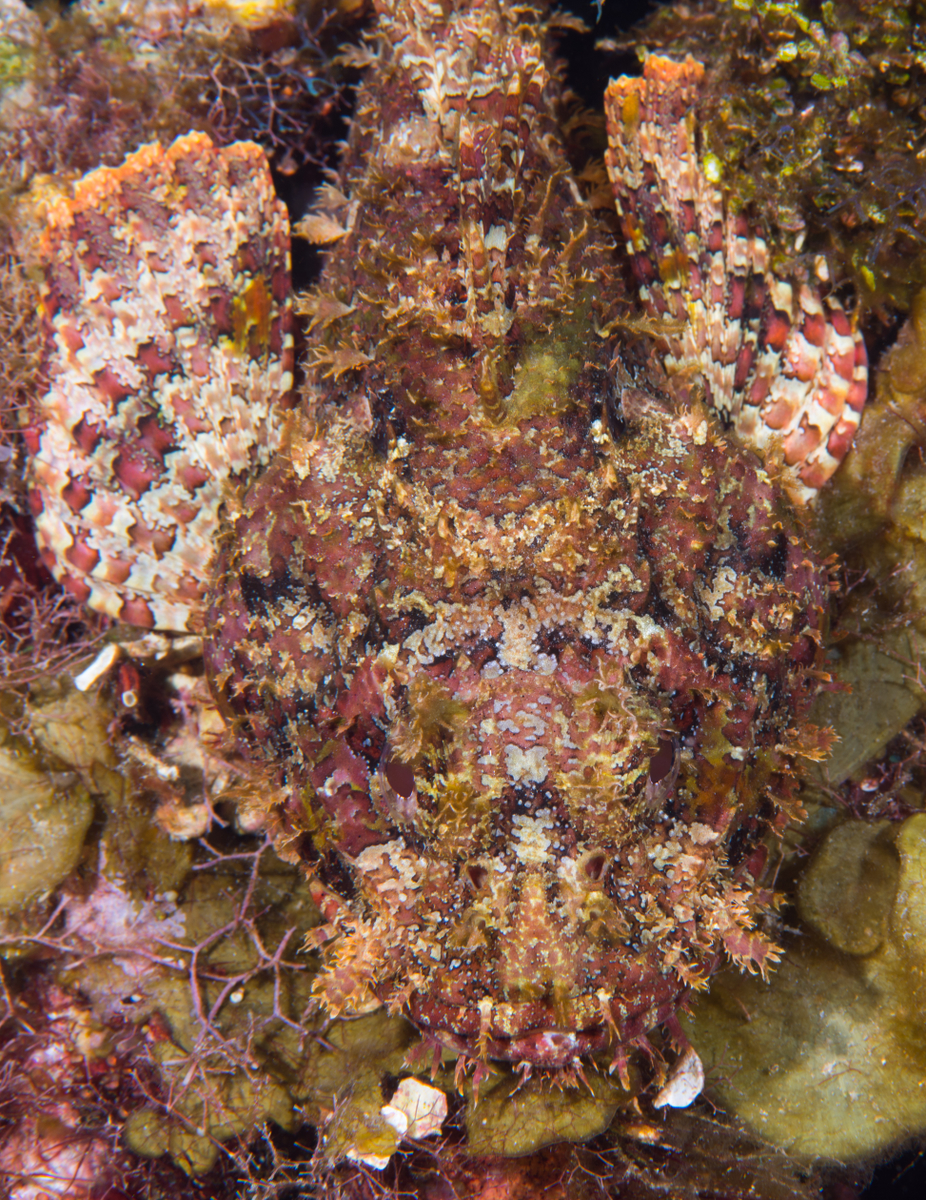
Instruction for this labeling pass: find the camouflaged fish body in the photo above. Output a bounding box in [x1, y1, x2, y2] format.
[26, 0, 863, 1069]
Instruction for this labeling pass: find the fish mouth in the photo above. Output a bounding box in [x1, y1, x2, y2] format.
[406, 973, 686, 1066]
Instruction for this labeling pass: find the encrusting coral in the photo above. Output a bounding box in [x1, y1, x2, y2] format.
[5, 0, 926, 1195]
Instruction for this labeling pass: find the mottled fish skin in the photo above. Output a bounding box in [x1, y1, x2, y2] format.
[205, 0, 837, 1067]
[25, 0, 862, 1071]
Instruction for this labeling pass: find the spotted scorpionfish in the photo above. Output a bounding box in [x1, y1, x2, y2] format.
[26, 0, 867, 1071]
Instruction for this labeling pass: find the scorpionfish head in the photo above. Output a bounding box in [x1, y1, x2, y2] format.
[206, 379, 830, 1066]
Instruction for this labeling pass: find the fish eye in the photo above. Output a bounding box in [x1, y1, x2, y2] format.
[649, 737, 676, 784]
[582, 852, 608, 882]
[384, 759, 416, 798]
[466, 863, 488, 890]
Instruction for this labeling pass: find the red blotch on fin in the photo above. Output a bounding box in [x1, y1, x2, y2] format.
[113, 449, 162, 500]
[65, 540, 100, 574]
[72, 417, 104, 456]
[136, 342, 175, 380]
[119, 597, 155, 628]
[62, 478, 93, 514]
[801, 311, 828, 348]
[61, 571, 92, 605]
[137, 413, 176, 457]
[94, 367, 133, 406]
[764, 311, 792, 353]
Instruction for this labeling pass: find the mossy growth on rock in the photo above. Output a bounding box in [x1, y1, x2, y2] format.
[462, 1067, 631, 1157]
[0, 680, 125, 916]
[0, 732, 93, 914]
[682, 812, 926, 1159]
[619, 0, 926, 310]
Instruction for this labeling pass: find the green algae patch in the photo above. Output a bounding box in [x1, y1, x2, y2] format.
[0, 2, 43, 113]
[464, 1069, 630, 1157]
[121, 1107, 171, 1160]
[504, 294, 596, 423]
[0, 683, 124, 913]
[316, 1066, 406, 1170]
[25, 682, 124, 804]
[0, 34, 32, 93]
[125, 1050, 298, 1175]
[294, 1008, 422, 1166]
[0, 740, 93, 912]
[798, 820, 899, 955]
[684, 813, 926, 1159]
[297, 1008, 417, 1109]
[12, 679, 196, 899]
[27, 677, 197, 894]
[807, 631, 926, 787]
[60, 855, 325, 1174]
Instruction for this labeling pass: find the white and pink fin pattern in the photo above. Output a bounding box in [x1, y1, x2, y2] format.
[604, 56, 868, 500]
[25, 132, 294, 632]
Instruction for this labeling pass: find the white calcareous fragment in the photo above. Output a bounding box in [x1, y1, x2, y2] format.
[653, 1045, 705, 1109]
[73, 643, 122, 691]
[345, 1146, 392, 1170]
[380, 1077, 448, 1140]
